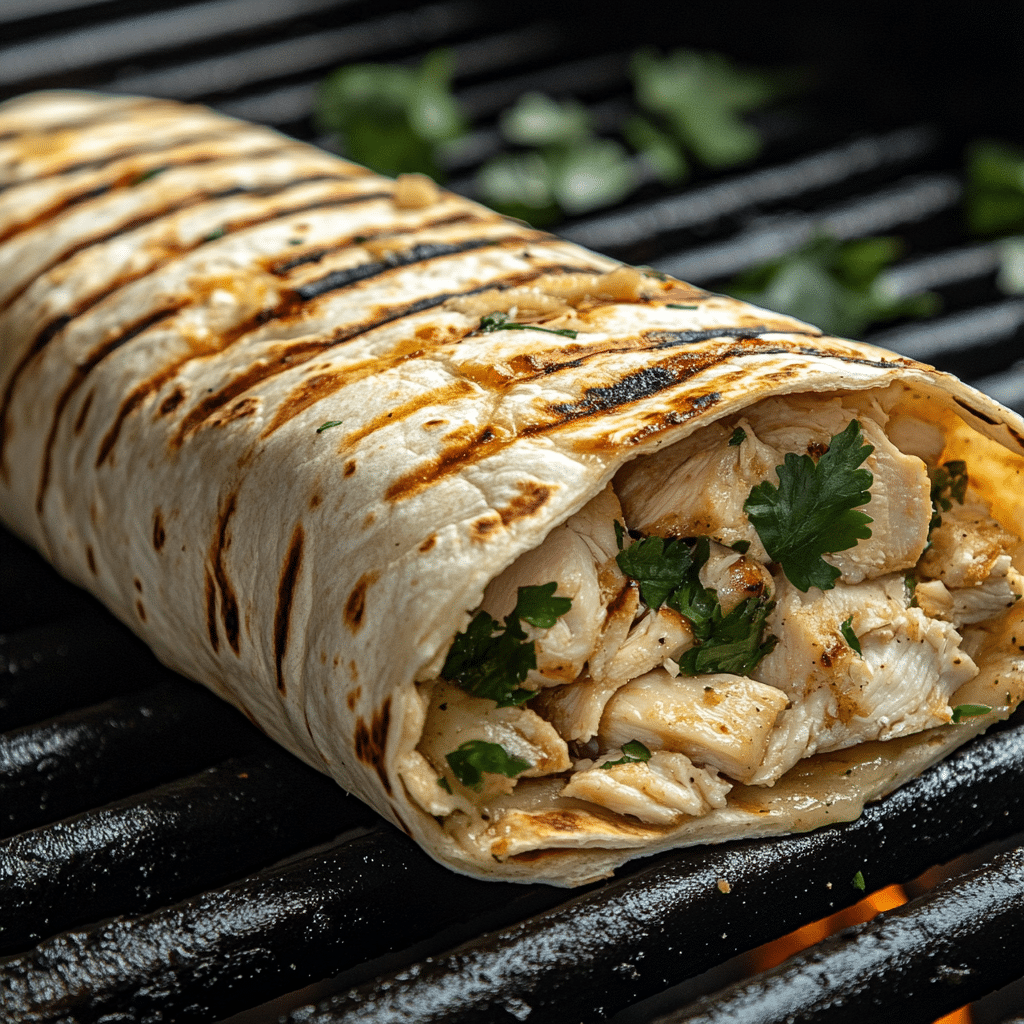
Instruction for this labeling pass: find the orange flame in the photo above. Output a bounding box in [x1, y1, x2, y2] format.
[746, 884, 972, 1023]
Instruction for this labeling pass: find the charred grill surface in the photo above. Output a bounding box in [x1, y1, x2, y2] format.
[1, 3, 1024, 1024]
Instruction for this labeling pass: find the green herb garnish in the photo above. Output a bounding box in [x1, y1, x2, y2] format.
[442, 582, 571, 707]
[950, 703, 992, 723]
[667, 303, 698, 309]
[478, 311, 578, 339]
[904, 575, 918, 606]
[437, 776, 453, 794]
[730, 540, 751, 554]
[928, 459, 968, 531]
[840, 615, 862, 656]
[614, 519, 625, 551]
[599, 739, 652, 769]
[852, 870, 866, 892]
[725, 234, 939, 339]
[316, 49, 465, 179]
[445, 740, 531, 791]
[729, 426, 747, 446]
[316, 420, 344, 433]
[616, 534, 776, 676]
[743, 419, 875, 593]
[203, 226, 226, 242]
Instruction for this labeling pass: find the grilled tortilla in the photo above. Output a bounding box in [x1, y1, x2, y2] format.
[1, 91, 1022, 886]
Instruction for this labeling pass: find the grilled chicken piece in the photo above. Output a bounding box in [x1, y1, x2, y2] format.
[749, 573, 977, 784]
[598, 669, 790, 783]
[417, 682, 571, 805]
[616, 394, 932, 584]
[560, 750, 731, 824]
[480, 485, 624, 686]
[699, 541, 774, 613]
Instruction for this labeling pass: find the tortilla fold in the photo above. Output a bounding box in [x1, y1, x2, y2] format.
[2, 91, 1023, 886]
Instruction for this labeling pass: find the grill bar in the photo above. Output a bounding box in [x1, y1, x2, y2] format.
[275, 714, 1024, 1024]
[662, 844, 1024, 1024]
[0, 681, 260, 839]
[0, 752, 374, 954]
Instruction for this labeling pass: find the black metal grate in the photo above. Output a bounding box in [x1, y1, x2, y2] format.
[2, 3, 1024, 1022]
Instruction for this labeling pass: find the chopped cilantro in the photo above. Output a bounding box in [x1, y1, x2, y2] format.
[599, 739, 652, 769]
[730, 540, 751, 554]
[666, 303, 698, 310]
[203, 226, 226, 242]
[729, 426, 747, 446]
[614, 519, 625, 551]
[442, 582, 572, 707]
[929, 460, 968, 531]
[965, 139, 1024, 237]
[743, 419, 875, 593]
[616, 534, 695, 611]
[129, 166, 167, 185]
[904, 575, 918, 606]
[446, 740, 531, 791]
[437, 776, 453, 794]
[852, 870, 866, 891]
[316, 49, 465, 180]
[725, 234, 939, 339]
[617, 533, 776, 675]
[478, 311, 578, 339]
[950, 703, 992, 723]
[840, 615, 862, 656]
[316, 420, 344, 433]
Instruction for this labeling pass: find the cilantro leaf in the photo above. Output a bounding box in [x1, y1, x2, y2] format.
[446, 740, 531, 790]
[725, 234, 939, 339]
[515, 581, 572, 628]
[316, 420, 344, 434]
[315, 50, 465, 179]
[615, 535, 694, 610]
[852, 870, 866, 891]
[950, 703, 992, 723]
[599, 739, 652, 769]
[729, 427, 747, 446]
[614, 519, 625, 551]
[743, 419, 875, 592]
[478, 311, 578, 339]
[442, 583, 572, 707]
[678, 595, 778, 676]
[840, 615, 862, 656]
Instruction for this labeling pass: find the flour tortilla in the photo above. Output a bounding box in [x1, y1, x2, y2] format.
[1, 91, 1022, 886]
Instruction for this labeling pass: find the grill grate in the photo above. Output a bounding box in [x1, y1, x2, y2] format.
[2, 3, 1024, 1022]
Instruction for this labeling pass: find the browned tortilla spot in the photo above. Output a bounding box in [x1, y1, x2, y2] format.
[158, 387, 186, 416]
[348, 659, 358, 680]
[153, 510, 166, 552]
[418, 534, 436, 553]
[353, 697, 392, 794]
[33, 305, 183, 509]
[209, 492, 241, 655]
[136, 600, 146, 622]
[309, 491, 323, 509]
[73, 390, 94, 434]
[385, 424, 505, 502]
[498, 480, 554, 525]
[204, 569, 219, 652]
[471, 514, 502, 541]
[133, 577, 142, 592]
[85, 545, 97, 574]
[346, 685, 362, 711]
[273, 522, 305, 695]
[343, 460, 357, 477]
[345, 571, 379, 632]
[260, 369, 349, 439]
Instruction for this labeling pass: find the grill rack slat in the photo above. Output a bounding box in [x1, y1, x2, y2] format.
[1, 5, 1024, 1023]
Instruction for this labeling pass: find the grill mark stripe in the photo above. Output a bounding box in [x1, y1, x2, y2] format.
[0, 171, 370, 318]
[0, 186, 393, 475]
[268, 211, 495, 276]
[0, 97, 173, 146]
[274, 524, 305, 696]
[209, 492, 241, 657]
[0, 129, 280, 194]
[173, 261, 595, 446]
[34, 305, 183, 514]
[0, 142, 317, 247]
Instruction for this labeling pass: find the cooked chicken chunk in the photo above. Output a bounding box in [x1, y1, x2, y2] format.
[749, 573, 977, 784]
[598, 669, 790, 783]
[480, 484, 625, 686]
[560, 750, 731, 824]
[616, 394, 932, 584]
[919, 499, 1021, 588]
[418, 682, 571, 802]
[699, 541, 774, 614]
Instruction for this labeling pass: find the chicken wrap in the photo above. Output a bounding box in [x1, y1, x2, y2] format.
[1, 91, 1023, 886]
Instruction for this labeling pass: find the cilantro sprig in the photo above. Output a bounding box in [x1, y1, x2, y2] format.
[445, 740, 531, 790]
[478, 311, 578, 339]
[599, 740, 652, 769]
[442, 582, 571, 707]
[615, 534, 777, 676]
[840, 615, 862, 656]
[743, 419, 874, 593]
[950, 703, 992, 723]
